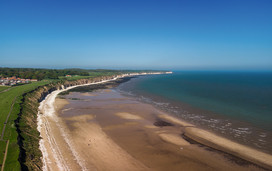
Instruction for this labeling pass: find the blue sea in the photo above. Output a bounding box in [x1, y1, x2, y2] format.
[117, 71, 272, 154]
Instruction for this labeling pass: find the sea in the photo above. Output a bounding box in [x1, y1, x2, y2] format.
[117, 71, 272, 154]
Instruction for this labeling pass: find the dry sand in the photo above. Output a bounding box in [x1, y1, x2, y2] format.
[64, 114, 148, 171]
[158, 114, 194, 127]
[115, 112, 143, 120]
[158, 133, 190, 146]
[39, 88, 271, 171]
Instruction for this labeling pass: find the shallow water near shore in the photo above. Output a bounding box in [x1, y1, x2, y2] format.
[117, 71, 272, 154]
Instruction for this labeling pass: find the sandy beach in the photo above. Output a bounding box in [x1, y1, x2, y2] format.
[37, 81, 272, 171]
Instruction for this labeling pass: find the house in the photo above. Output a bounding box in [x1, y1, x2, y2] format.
[0, 76, 34, 86]
[8, 76, 17, 81]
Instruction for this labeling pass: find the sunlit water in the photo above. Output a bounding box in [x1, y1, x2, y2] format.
[117, 71, 272, 154]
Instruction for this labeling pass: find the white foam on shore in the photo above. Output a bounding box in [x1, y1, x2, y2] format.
[37, 73, 166, 170]
[38, 90, 72, 171]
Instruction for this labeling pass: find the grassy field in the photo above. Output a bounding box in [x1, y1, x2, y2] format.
[58, 71, 122, 81]
[58, 75, 94, 80]
[0, 81, 49, 171]
[0, 86, 10, 92]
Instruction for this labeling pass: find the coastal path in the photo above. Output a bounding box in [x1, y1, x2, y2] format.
[0, 97, 16, 140]
[0, 96, 16, 171]
[0, 87, 12, 94]
[1, 140, 9, 171]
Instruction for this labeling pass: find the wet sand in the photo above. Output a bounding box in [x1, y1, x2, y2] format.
[37, 86, 272, 171]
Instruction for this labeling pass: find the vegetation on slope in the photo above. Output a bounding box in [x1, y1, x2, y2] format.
[16, 83, 58, 170]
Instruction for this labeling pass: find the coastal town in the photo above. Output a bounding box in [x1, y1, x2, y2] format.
[0, 76, 37, 86]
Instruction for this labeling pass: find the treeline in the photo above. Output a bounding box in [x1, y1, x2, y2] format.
[0, 67, 167, 81]
[0, 68, 89, 80]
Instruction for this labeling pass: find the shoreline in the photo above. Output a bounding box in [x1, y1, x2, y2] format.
[38, 73, 272, 170]
[37, 72, 170, 170]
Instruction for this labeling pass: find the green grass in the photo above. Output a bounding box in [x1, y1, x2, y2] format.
[0, 141, 7, 167]
[3, 96, 23, 141]
[58, 71, 120, 81]
[89, 71, 119, 76]
[4, 141, 20, 171]
[0, 86, 10, 92]
[59, 75, 94, 80]
[0, 81, 49, 170]
[0, 82, 48, 132]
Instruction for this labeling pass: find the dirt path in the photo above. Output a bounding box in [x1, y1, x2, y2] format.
[0, 87, 12, 94]
[0, 97, 16, 140]
[1, 140, 9, 171]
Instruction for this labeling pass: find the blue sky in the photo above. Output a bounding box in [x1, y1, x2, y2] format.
[0, 0, 272, 70]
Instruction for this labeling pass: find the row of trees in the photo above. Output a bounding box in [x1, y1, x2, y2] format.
[0, 68, 165, 81]
[0, 68, 89, 80]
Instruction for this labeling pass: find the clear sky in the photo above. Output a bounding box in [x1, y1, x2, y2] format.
[0, 0, 272, 70]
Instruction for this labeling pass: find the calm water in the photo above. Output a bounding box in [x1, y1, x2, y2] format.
[117, 71, 272, 153]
